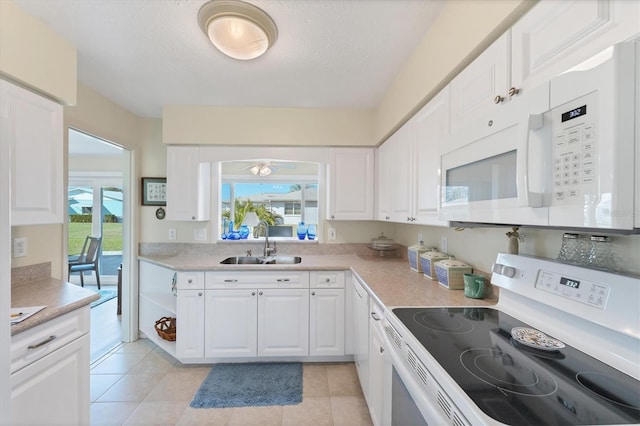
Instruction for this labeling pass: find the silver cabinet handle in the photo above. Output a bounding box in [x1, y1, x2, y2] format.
[311, 291, 316, 296]
[28, 335, 57, 350]
[276, 278, 290, 282]
[198, 292, 202, 296]
[325, 278, 331, 283]
[251, 291, 256, 296]
[371, 312, 381, 321]
[494, 95, 505, 104]
[508, 87, 521, 97]
[379, 347, 384, 354]
[224, 279, 238, 283]
[188, 279, 193, 283]
[259, 291, 263, 296]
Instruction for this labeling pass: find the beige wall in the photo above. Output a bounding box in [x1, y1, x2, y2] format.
[392, 224, 640, 277]
[162, 106, 374, 146]
[10, 225, 64, 279]
[0, 0, 77, 105]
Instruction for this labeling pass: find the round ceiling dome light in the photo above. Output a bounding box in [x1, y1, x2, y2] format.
[198, 0, 278, 60]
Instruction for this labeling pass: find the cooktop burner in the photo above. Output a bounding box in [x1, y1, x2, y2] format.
[392, 307, 640, 425]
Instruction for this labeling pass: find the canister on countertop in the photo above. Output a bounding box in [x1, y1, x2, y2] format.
[419, 251, 449, 280]
[407, 244, 432, 272]
[434, 258, 473, 290]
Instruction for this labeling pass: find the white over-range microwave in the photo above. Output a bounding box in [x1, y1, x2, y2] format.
[439, 41, 639, 232]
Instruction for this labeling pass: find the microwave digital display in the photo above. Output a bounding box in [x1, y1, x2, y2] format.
[560, 277, 580, 289]
[561, 105, 587, 122]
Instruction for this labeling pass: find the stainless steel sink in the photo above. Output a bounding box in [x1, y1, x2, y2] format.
[220, 256, 302, 265]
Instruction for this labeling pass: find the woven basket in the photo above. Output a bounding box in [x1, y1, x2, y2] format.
[154, 316, 176, 341]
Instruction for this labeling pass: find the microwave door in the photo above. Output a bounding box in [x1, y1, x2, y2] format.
[440, 83, 550, 226]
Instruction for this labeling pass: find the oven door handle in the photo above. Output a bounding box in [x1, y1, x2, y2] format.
[382, 322, 450, 425]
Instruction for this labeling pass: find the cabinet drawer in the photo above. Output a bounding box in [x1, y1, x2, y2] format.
[310, 271, 345, 288]
[11, 307, 89, 373]
[206, 271, 309, 289]
[177, 271, 205, 289]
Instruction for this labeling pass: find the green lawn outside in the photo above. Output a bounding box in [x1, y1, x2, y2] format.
[68, 223, 123, 255]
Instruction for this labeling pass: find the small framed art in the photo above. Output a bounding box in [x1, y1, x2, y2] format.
[141, 177, 167, 206]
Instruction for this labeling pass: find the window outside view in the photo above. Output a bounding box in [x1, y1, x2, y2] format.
[221, 182, 318, 239]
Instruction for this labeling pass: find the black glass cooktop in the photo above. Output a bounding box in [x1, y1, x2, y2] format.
[392, 307, 640, 425]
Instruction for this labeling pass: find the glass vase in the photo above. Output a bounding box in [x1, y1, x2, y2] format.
[297, 222, 307, 240]
[239, 224, 250, 239]
[306, 224, 316, 240]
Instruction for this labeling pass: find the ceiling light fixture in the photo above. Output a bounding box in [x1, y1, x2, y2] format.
[250, 162, 272, 176]
[198, 0, 278, 61]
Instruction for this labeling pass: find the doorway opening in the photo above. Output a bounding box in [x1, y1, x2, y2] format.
[68, 128, 124, 362]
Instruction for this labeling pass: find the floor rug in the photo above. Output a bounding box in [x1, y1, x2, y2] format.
[190, 362, 303, 408]
[90, 289, 117, 308]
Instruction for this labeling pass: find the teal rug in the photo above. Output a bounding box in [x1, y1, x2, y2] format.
[190, 362, 303, 408]
[90, 289, 117, 308]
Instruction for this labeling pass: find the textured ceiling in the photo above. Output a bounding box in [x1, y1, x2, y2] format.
[14, 0, 445, 118]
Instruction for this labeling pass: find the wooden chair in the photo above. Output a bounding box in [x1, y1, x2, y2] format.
[68, 236, 102, 289]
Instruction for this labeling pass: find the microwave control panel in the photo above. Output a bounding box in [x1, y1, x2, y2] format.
[550, 92, 598, 204]
[535, 269, 610, 309]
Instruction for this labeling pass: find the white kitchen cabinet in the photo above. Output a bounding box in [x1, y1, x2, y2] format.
[511, 0, 640, 94]
[176, 289, 205, 359]
[0, 80, 63, 225]
[412, 88, 450, 226]
[368, 300, 391, 426]
[352, 275, 370, 400]
[309, 271, 346, 356]
[258, 288, 309, 356]
[166, 146, 211, 221]
[327, 148, 375, 220]
[138, 261, 177, 356]
[449, 32, 511, 134]
[205, 289, 258, 357]
[376, 88, 450, 226]
[204, 271, 310, 359]
[11, 308, 90, 425]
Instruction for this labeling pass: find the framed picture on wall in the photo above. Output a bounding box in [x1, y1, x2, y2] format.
[141, 177, 167, 206]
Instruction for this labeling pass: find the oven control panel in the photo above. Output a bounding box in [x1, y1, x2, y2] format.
[535, 270, 610, 309]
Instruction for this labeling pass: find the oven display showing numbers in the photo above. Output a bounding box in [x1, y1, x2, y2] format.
[560, 277, 580, 289]
[561, 105, 587, 122]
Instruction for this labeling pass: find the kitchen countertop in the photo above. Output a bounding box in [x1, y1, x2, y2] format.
[138, 254, 498, 308]
[11, 278, 100, 335]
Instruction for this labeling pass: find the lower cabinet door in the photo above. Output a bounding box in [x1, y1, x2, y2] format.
[11, 334, 90, 425]
[310, 288, 345, 356]
[258, 289, 309, 356]
[176, 289, 205, 359]
[205, 289, 258, 357]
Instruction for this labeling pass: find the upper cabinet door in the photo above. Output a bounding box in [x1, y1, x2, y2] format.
[166, 146, 211, 221]
[511, 0, 640, 93]
[413, 87, 450, 226]
[449, 33, 511, 134]
[327, 148, 374, 220]
[1, 80, 63, 225]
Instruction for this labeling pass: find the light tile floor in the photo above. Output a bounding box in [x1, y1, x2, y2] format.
[90, 340, 373, 426]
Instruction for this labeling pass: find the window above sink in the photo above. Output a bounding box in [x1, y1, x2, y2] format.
[219, 160, 320, 242]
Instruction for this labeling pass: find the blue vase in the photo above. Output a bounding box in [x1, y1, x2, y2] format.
[221, 218, 228, 240]
[239, 224, 250, 239]
[297, 222, 307, 240]
[307, 224, 316, 240]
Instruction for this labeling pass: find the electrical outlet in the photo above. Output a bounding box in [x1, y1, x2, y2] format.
[328, 227, 337, 240]
[13, 237, 27, 257]
[168, 229, 176, 240]
[441, 236, 448, 253]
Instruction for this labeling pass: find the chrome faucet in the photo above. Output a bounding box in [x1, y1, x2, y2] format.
[259, 221, 277, 257]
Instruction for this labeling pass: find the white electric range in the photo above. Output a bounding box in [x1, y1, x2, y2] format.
[383, 253, 640, 425]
